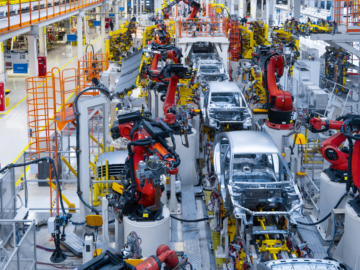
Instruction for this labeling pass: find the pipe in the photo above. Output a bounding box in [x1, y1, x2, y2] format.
[61, 157, 78, 177]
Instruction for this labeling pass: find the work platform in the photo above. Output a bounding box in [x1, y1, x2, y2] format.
[0, 0, 108, 41]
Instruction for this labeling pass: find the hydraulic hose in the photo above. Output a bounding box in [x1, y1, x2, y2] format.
[340, 118, 360, 192]
[124, 138, 154, 202]
[129, 120, 143, 140]
[346, 138, 353, 192]
[170, 215, 211, 222]
[297, 193, 348, 226]
[0, 157, 67, 216]
[73, 83, 112, 215]
[170, 133, 176, 151]
[157, 136, 181, 167]
[85, 44, 95, 55]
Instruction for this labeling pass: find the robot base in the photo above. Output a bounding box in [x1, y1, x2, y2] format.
[263, 124, 294, 151]
[333, 203, 360, 269]
[124, 206, 171, 257]
[173, 128, 197, 186]
[310, 172, 348, 241]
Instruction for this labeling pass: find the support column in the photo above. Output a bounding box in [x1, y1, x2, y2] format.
[0, 42, 6, 83]
[293, 0, 300, 21]
[251, 0, 256, 19]
[287, 0, 290, 20]
[239, 0, 244, 17]
[101, 4, 106, 53]
[267, 0, 275, 26]
[39, 26, 47, 56]
[131, 0, 134, 16]
[96, 6, 101, 34]
[77, 13, 84, 59]
[330, 0, 334, 20]
[84, 14, 89, 44]
[27, 35, 38, 77]
[260, 0, 263, 19]
[230, 0, 234, 15]
[125, 0, 128, 19]
[115, 0, 120, 30]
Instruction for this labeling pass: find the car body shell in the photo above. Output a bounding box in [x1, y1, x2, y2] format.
[199, 82, 252, 129]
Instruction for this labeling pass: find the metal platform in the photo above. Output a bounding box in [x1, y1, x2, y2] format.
[61, 223, 84, 256]
[297, 216, 328, 259]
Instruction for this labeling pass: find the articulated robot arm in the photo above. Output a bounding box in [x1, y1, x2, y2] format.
[309, 115, 360, 194]
[265, 54, 295, 129]
[80, 244, 189, 270]
[309, 117, 349, 171]
[266, 55, 292, 111]
[111, 112, 180, 220]
[148, 44, 183, 78]
[162, 0, 201, 20]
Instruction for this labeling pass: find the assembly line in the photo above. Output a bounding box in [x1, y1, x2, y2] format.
[0, 0, 359, 269]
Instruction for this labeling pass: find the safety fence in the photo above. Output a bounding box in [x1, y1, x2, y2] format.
[178, 18, 228, 38]
[24, 51, 108, 216]
[228, 20, 240, 61]
[0, 0, 102, 35]
[334, 0, 360, 32]
[26, 74, 60, 217]
[0, 220, 36, 269]
[78, 51, 109, 95]
[320, 75, 359, 117]
[0, 167, 17, 221]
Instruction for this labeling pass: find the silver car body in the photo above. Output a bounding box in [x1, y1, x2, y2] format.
[200, 82, 252, 129]
[194, 59, 230, 83]
[187, 42, 218, 66]
[213, 131, 303, 232]
[259, 259, 347, 270]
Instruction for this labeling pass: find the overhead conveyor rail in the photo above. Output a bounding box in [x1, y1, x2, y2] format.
[0, 0, 102, 36]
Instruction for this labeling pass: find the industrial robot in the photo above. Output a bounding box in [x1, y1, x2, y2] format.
[305, 114, 360, 242]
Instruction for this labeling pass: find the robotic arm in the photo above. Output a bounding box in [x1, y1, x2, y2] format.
[309, 117, 349, 171]
[112, 112, 180, 220]
[161, 0, 201, 20]
[266, 55, 292, 111]
[79, 244, 191, 270]
[264, 53, 295, 129]
[309, 115, 360, 192]
[183, 0, 201, 20]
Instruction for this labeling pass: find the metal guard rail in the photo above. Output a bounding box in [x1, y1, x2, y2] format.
[0, 0, 102, 35]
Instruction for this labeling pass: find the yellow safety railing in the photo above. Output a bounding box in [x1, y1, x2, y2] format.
[47, 179, 76, 213]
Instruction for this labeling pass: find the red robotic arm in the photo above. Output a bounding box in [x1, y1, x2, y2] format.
[265, 54, 295, 130]
[184, 0, 201, 20]
[310, 117, 354, 172]
[136, 245, 180, 270]
[266, 55, 293, 111]
[162, 0, 201, 20]
[117, 125, 178, 209]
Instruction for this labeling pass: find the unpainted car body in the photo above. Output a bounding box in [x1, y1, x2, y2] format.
[257, 258, 347, 270]
[213, 131, 303, 232]
[194, 59, 230, 83]
[186, 42, 218, 67]
[200, 82, 252, 129]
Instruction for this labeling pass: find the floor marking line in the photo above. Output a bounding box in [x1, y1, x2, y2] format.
[0, 36, 102, 116]
[10, 36, 103, 186]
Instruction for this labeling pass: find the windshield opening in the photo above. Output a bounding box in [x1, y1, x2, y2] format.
[200, 65, 222, 73]
[232, 153, 289, 183]
[210, 92, 243, 108]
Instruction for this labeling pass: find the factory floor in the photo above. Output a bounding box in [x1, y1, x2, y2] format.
[0, 32, 102, 168]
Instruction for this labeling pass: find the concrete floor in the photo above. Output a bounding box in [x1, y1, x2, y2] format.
[0, 33, 102, 167]
[1, 32, 104, 269]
